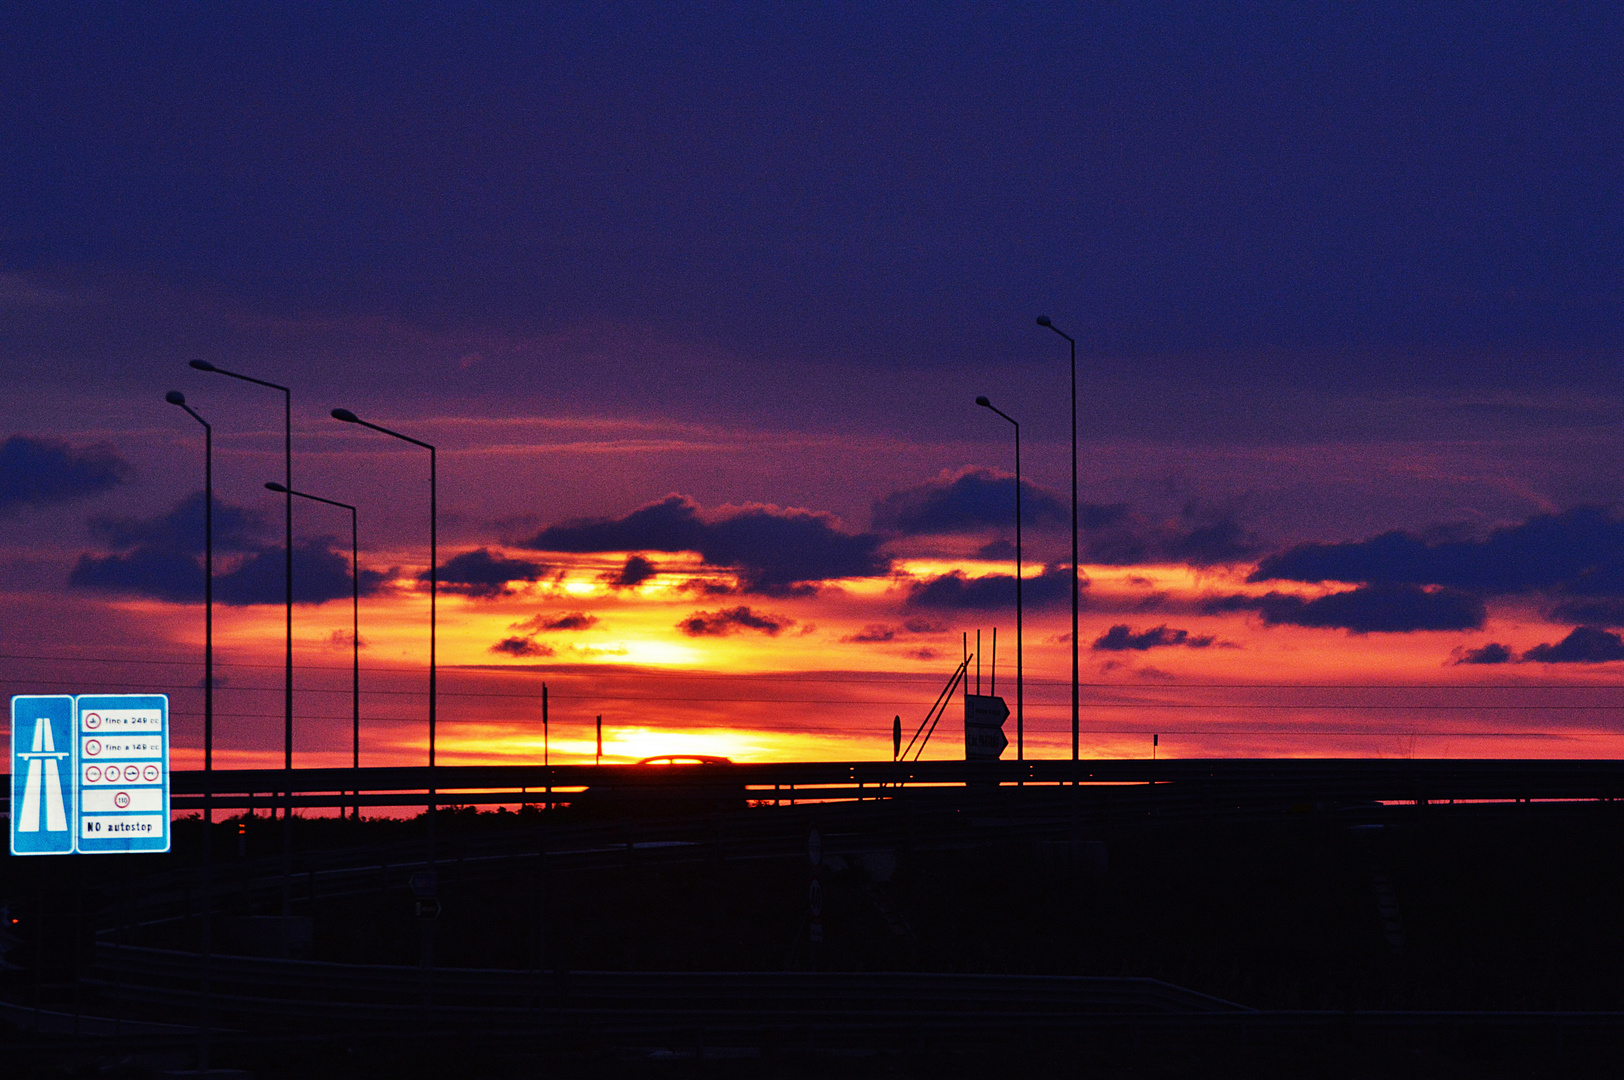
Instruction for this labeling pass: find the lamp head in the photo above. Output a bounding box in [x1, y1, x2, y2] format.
[165, 391, 187, 406]
[975, 396, 992, 408]
[188, 359, 216, 371]
[265, 482, 289, 493]
[1035, 316, 1051, 327]
[331, 408, 359, 423]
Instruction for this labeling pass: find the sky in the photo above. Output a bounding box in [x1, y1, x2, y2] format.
[4, 3, 1624, 769]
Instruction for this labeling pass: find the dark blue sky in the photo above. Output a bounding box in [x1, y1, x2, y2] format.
[5, 4, 1621, 393]
[2, 3, 1623, 560]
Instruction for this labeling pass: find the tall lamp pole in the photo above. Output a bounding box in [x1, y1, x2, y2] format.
[330, 408, 436, 769]
[1035, 317, 1079, 761]
[267, 482, 360, 819]
[166, 394, 214, 785]
[165, 390, 212, 1067]
[189, 361, 296, 788]
[975, 396, 1023, 760]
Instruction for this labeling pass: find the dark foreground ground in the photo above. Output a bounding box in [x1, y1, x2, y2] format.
[4, 797, 1624, 1077]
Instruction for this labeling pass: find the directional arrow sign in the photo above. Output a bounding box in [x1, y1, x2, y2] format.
[964, 693, 1010, 761]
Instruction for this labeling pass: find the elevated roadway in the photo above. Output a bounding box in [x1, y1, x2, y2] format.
[162, 756, 1624, 809]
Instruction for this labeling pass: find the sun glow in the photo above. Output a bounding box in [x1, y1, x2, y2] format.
[597, 640, 700, 666]
[86, 537, 1624, 773]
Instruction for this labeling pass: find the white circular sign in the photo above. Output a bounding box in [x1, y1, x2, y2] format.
[85, 740, 102, 756]
[114, 791, 131, 809]
[84, 766, 101, 783]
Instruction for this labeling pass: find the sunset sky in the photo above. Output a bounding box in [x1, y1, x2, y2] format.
[5, 5, 1624, 768]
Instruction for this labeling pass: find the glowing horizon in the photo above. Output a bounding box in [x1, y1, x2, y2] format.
[14, 540, 1624, 773]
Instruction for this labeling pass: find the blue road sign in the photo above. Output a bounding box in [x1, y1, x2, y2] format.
[11, 696, 76, 855]
[74, 695, 169, 854]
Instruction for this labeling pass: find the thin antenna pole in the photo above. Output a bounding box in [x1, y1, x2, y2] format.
[976, 629, 981, 694]
[908, 656, 971, 762]
[991, 627, 996, 698]
[350, 504, 358, 819]
[596, 714, 603, 765]
[903, 655, 970, 761]
[542, 684, 549, 767]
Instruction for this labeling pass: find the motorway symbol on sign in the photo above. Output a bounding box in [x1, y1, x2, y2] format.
[11, 697, 75, 855]
[964, 694, 1010, 761]
[74, 695, 169, 854]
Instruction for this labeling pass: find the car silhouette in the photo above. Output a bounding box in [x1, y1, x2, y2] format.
[637, 754, 734, 766]
[577, 755, 746, 815]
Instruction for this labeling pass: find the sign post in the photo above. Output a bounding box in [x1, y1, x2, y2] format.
[11, 696, 76, 856]
[806, 827, 823, 969]
[964, 693, 1009, 761]
[74, 695, 170, 855]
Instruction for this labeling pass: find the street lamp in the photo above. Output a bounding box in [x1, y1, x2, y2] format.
[975, 395, 1023, 761]
[166, 393, 214, 778]
[189, 360, 296, 789]
[329, 409, 437, 770]
[165, 389, 213, 1066]
[267, 482, 360, 819]
[1035, 317, 1080, 761]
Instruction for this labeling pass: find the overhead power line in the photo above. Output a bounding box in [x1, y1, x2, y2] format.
[2, 651, 1619, 693]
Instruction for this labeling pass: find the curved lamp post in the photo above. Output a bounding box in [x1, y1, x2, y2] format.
[166, 393, 214, 778]
[1035, 317, 1079, 761]
[267, 482, 360, 819]
[165, 389, 213, 1066]
[329, 409, 436, 769]
[189, 361, 296, 786]
[975, 395, 1022, 760]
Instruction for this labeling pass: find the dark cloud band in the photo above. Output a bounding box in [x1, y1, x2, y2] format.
[1202, 583, 1486, 634]
[873, 469, 1261, 567]
[1092, 624, 1215, 651]
[906, 565, 1075, 610]
[0, 435, 129, 512]
[70, 492, 386, 606]
[427, 547, 547, 599]
[676, 605, 793, 637]
[522, 494, 887, 593]
[1252, 507, 1624, 599]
